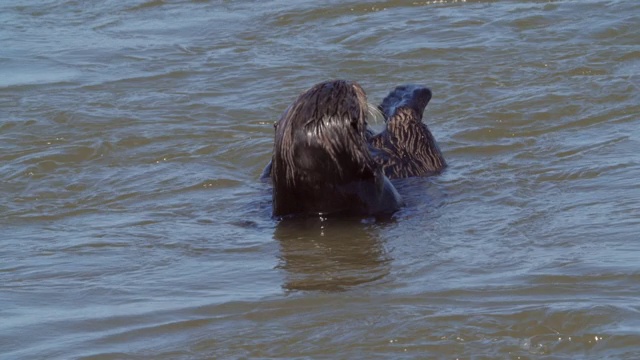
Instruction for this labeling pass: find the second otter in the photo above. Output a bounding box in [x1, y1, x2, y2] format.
[370, 84, 446, 178]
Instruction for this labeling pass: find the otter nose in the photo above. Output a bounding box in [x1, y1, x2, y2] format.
[413, 87, 432, 102]
[399, 85, 432, 111]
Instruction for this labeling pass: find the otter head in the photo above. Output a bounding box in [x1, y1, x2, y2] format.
[378, 85, 432, 123]
[271, 80, 401, 217]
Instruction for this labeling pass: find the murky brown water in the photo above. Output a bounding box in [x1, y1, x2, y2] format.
[2, 0, 639, 358]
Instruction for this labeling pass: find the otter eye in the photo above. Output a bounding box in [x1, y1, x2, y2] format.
[351, 118, 359, 131]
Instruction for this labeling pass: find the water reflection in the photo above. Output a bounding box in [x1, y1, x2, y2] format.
[273, 217, 392, 292]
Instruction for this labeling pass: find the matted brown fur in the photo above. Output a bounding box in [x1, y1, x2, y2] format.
[370, 85, 447, 178]
[270, 80, 402, 217]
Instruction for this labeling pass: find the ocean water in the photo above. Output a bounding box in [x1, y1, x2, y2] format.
[1, 0, 639, 358]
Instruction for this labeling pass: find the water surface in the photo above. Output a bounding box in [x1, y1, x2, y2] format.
[2, 0, 639, 358]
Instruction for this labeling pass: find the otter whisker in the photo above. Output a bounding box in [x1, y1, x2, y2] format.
[367, 102, 385, 125]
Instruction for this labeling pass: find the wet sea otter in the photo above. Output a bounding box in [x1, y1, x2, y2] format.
[270, 80, 402, 217]
[370, 84, 446, 178]
[265, 80, 446, 217]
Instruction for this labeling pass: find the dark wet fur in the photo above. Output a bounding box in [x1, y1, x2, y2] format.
[370, 85, 447, 178]
[270, 80, 402, 217]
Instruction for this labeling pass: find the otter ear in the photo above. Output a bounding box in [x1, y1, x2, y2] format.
[379, 85, 432, 120]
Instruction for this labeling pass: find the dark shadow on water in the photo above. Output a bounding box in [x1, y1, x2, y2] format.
[273, 216, 394, 293]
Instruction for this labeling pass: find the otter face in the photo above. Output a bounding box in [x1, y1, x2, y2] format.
[271, 80, 401, 217]
[378, 85, 432, 122]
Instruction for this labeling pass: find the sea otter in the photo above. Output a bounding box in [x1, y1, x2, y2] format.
[369, 84, 447, 178]
[269, 80, 402, 217]
[265, 80, 446, 217]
